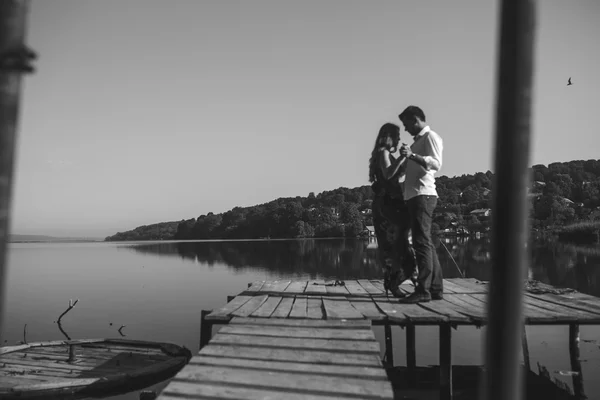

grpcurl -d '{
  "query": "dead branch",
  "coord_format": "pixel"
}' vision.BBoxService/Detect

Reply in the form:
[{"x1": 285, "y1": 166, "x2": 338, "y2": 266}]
[
  {"x1": 57, "y1": 299, "x2": 79, "y2": 324},
  {"x1": 23, "y1": 323, "x2": 27, "y2": 344},
  {"x1": 118, "y1": 325, "x2": 126, "y2": 337},
  {"x1": 56, "y1": 299, "x2": 78, "y2": 340},
  {"x1": 57, "y1": 320, "x2": 71, "y2": 340}
]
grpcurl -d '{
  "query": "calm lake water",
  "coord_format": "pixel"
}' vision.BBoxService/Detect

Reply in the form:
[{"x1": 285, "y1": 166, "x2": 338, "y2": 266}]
[{"x1": 2, "y1": 236, "x2": 600, "y2": 399}]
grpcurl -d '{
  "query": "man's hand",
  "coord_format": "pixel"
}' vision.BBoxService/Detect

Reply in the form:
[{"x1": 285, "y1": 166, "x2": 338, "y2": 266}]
[{"x1": 400, "y1": 144, "x2": 413, "y2": 158}]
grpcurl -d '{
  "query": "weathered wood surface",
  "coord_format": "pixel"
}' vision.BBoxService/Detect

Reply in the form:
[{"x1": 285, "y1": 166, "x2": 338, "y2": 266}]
[
  {"x1": 208, "y1": 279, "x2": 600, "y2": 325},
  {"x1": 158, "y1": 317, "x2": 394, "y2": 400},
  {"x1": 0, "y1": 339, "x2": 191, "y2": 399}
]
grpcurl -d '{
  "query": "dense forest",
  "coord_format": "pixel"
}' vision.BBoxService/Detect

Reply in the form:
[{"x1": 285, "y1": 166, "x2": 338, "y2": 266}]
[{"x1": 105, "y1": 159, "x2": 600, "y2": 242}]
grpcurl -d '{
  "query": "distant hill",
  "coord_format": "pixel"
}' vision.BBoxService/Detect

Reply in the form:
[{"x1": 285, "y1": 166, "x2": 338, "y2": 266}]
[
  {"x1": 105, "y1": 159, "x2": 600, "y2": 242},
  {"x1": 9, "y1": 234, "x2": 102, "y2": 243}
]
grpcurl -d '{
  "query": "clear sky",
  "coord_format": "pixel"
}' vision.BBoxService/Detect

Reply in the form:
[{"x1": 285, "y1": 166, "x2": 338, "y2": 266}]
[{"x1": 9, "y1": 0, "x2": 600, "y2": 238}]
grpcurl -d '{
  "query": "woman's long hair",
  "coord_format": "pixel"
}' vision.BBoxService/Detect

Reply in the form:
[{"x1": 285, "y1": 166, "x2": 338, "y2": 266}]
[{"x1": 368, "y1": 123, "x2": 400, "y2": 183}]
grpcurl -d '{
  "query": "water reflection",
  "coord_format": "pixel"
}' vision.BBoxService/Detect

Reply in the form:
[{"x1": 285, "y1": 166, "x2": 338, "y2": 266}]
[{"x1": 124, "y1": 237, "x2": 600, "y2": 296}]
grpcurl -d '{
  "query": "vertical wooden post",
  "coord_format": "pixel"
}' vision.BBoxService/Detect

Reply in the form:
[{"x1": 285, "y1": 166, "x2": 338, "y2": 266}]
[
  {"x1": 483, "y1": 1, "x2": 536, "y2": 400},
  {"x1": 384, "y1": 322, "x2": 394, "y2": 367},
  {"x1": 440, "y1": 323, "x2": 452, "y2": 400},
  {"x1": 67, "y1": 345, "x2": 75, "y2": 362},
  {"x1": 406, "y1": 324, "x2": 416, "y2": 384},
  {"x1": 569, "y1": 324, "x2": 585, "y2": 399},
  {"x1": 522, "y1": 325, "x2": 530, "y2": 371},
  {"x1": 0, "y1": 0, "x2": 35, "y2": 337},
  {"x1": 199, "y1": 309, "x2": 212, "y2": 350}
]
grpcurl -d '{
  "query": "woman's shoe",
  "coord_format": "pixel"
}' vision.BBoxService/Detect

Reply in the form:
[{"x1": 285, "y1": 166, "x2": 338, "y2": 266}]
[{"x1": 384, "y1": 270, "x2": 406, "y2": 298}]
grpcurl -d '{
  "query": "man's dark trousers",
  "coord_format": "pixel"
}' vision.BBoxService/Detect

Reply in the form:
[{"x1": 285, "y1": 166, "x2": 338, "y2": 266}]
[{"x1": 407, "y1": 195, "x2": 443, "y2": 294}]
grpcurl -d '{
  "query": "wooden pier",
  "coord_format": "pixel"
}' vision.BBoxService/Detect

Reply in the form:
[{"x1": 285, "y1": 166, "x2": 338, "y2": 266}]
[{"x1": 156, "y1": 278, "x2": 600, "y2": 399}]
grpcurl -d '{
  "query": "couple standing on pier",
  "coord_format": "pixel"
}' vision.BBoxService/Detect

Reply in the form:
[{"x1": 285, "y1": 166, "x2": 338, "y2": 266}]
[{"x1": 369, "y1": 106, "x2": 443, "y2": 303}]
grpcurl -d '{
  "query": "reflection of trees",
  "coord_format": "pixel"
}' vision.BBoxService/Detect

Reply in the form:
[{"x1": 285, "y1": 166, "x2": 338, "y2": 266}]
[
  {"x1": 125, "y1": 238, "x2": 600, "y2": 295},
  {"x1": 525, "y1": 239, "x2": 600, "y2": 297},
  {"x1": 128, "y1": 239, "x2": 385, "y2": 279}
]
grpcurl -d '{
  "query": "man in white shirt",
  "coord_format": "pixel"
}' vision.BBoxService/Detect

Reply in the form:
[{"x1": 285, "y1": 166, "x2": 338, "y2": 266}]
[{"x1": 398, "y1": 106, "x2": 444, "y2": 303}]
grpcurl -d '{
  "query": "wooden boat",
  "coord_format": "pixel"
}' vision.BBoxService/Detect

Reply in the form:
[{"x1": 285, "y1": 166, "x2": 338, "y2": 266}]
[{"x1": 0, "y1": 338, "x2": 192, "y2": 399}]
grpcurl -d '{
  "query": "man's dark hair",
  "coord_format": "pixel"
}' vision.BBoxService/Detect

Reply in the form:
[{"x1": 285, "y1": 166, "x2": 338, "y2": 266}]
[{"x1": 399, "y1": 106, "x2": 426, "y2": 122}]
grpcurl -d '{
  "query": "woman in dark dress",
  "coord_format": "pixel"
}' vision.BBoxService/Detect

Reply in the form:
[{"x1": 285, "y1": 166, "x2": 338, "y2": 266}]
[{"x1": 368, "y1": 123, "x2": 417, "y2": 298}]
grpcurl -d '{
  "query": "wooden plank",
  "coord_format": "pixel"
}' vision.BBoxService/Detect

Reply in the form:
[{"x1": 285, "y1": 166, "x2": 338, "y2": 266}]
[
  {"x1": 539, "y1": 292, "x2": 600, "y2": 314},
  {"x1": 441, "y1": 279, "x2": 474, "y2": 294},
  {"x1": 347, "y1": 297, "x2": 387, "y2": 321},
  {"x1": 206, "y1": 295, "x2": 254, "y2": 321},
  {"x1": 369, "y1": 280, "x2": 385, "y2": 293},
  {"x1": 0, "y1": 352, "x2": 158, "y2": 370},
  {"x1": 0, "y1": 357, "x2": 143, "y2": 374},
  {"x1": 216, "y1": 325, "x2": 376, "y2": 341},
  {"x1": 307, "y1": 296, "x2": 324, "y2": 320},
  {"x1": 344, "y1": 280, "x2": 369, "y2": 296},
  {"x1": 198, "y1": 345, "x2": 383, "y2": 366},
  {"x1": 270, "y1": 297, "x2": 294, "y2": 318},
  {"x1": 245, "y1": 280, "x2": 265, "y2": 294},
  {"x1": 188, "y1": 355, "x2": 388, "y2": 378},
  {"x1": 209, "y1": 334, "x2": 381, "y2": 354},
  {"x1": 250, "y1": 296, "x2": 282, "y2": 318},
  {"x1": 325, "y1": 284, "x2": 350, "y2": 295},
  {"x1": 289, "y1": 296, "x2": 308, "y2": 319},
  {"x1": 229, "y1": 317, "x2": 371, "y2": 329},
  {"x1": 259, "y1": 280, "x2": 292, "y2": 294},
  {"x1": 305, "y1": 280, "x2": 328, "y2": 295},
  {"x1": 446, "y1": 278, "x2": 488, "y2": 293},
  {"x1": 167, "y1": 365, "x2": 394, "y2": 399},
  {"x1": 372, "y1": 300, "x2": 407, "y2": 323},
  {"x1": 284, "y1": 281, "x2": 308, "y2": 294},
  {"x1": 442, "y1": 294, "x2": 488, "y2": 322},
  {"x1": 418, "y1": 299, "x2": 471, "y2": 323},
  {"x1": 470, "y1": 293, "x2": 565, "y2": 324},
  {"x1": 322, "y1": 297, "x2": 365, "y2": 320},
  {"x1": 158, "y1": 381, "x2": 381, "y2": 400},
  {"x1": 441, "y1": 279, "x2": 457, "y2": 294},
  {"x1": 357, "y1": 280, "x2": 384, "y2": 295},
  {"x1": 230, "y1": 295, "x2": 269, "y2": 318},
  {"x1": 522, "y1": 296, "x2": 581, "y2": 323},
  {"x1": 525, "y1": 292, "x2": 600, "y2": 321},
  {"x1": 373, "y1": 299, "x2": 447, "y2": 323}
]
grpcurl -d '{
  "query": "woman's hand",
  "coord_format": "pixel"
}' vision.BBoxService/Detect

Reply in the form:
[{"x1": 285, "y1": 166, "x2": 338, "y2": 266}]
[{"x1": 400, "y1": 144, "x2": 412, "y2": 158}]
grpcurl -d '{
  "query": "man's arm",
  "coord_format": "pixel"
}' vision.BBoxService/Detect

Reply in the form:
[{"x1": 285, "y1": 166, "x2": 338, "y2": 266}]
[{"x1": 404, "y1": 133, "x2": 443, "y2": 171}]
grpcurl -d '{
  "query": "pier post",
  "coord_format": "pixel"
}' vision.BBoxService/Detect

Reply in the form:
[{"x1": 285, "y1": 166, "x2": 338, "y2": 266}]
[
  {"x1": 199, "y1": 309, "x2": 213, "y2": 350},
  {"x1": 406, "y1": 324, "x2": 416, "y2": 384},
  {"x1": 440, "y1": 323, "x2": 452, "y2": 400},
  {"x1": 482, "y1": 0, "x2": 536, "y2": 399},
  {"x1": 384, "y1": 322, "x2": 394, "y2": 367},
  {"x1": 569, "y1": 324, "x2": 585, "y2": 399},
  {"x1": 521, "y1": 325, "x2": 530, "y2": 371},
  {"x1": 0, "y1": 0, "x2": 35, "y2": 337}
]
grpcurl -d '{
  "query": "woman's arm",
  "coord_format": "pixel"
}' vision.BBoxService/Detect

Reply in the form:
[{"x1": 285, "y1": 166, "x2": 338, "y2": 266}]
[{"x1": 378, "y1": 149, "x2": 407, "y2": 180}]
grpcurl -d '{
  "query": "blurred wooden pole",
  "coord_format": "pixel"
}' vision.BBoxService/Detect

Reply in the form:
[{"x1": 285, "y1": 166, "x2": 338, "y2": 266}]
[
  {"x1": 482, "y1": 1, "x2": 536, "y2": 400},
  {"x1": 0, "y1": 0, "x2": 35, "y2": 334}
]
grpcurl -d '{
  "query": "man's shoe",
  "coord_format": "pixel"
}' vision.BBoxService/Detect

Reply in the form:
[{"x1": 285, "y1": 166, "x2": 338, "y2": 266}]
[
  {"x1": 431, "y1": 291, "x2": 444, "y2": 300},
  {"x1": 398, "y1": 291, "x2": 431, "y2": 303}
]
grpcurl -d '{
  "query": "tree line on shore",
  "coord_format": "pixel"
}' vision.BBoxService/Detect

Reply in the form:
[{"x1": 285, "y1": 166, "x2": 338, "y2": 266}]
[{"x1": 104, "y1": 159, "x2": 600, "y2": 242}]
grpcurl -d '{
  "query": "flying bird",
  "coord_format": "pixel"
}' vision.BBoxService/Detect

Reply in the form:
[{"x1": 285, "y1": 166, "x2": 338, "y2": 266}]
[{"x1": 567, "y1": 77, "x2": 573, "y2": 86}]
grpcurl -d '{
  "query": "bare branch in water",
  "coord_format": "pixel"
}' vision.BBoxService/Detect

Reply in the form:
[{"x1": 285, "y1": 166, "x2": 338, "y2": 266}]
[
  {"x1": 56, "y1": 299, "x2": 79, "y2": 340},
  {"x1": 58, "y1": 299, "x2": 79, "y2": 323},
  {"x1": 57, "y1": 320, "x2": 71, "y2": 340},
  {"x1": 118, "y1": 325, "x2": 126, "y2": 337}
]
